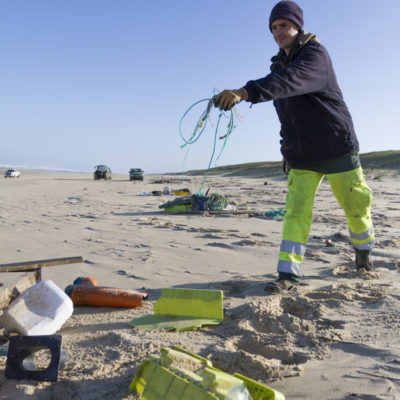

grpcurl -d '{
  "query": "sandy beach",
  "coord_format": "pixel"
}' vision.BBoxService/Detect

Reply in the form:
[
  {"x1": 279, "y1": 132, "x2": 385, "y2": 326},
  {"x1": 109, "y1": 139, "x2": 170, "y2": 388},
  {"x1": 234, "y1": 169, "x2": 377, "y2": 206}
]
[{"x1": 0, "y1": 169, "x2": 399, "y2": 399}]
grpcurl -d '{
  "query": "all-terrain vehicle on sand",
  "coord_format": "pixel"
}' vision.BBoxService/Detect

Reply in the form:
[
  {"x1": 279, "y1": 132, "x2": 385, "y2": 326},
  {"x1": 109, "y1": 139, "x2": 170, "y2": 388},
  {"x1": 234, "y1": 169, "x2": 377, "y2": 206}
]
[
  {"x1": 94, "y1": 165, "x2": 112, "y2": 180},
  {"x1": 129, "y1": 168, "x2": 144, "y2": 181}
]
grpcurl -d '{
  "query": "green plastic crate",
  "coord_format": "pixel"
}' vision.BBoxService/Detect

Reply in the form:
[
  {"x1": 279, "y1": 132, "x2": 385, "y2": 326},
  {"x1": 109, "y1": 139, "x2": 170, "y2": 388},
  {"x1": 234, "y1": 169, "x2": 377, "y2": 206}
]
[{"x1": 130, "y1": 347, "x2": 285, "y2": 400}]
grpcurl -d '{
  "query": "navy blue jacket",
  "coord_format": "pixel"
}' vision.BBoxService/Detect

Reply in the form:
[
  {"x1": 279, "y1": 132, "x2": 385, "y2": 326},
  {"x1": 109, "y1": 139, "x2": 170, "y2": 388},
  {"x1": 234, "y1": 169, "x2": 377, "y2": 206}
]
[{"x1": 244, "y1": 34, "x2": 359, "y2": 169}]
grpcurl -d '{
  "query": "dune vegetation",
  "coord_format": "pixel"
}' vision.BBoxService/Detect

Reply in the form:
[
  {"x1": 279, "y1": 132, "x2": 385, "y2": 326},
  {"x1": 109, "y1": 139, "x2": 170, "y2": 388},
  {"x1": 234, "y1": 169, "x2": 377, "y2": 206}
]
[{"x1": 181, "y1": 150, "x2": 400, "y2": 178}]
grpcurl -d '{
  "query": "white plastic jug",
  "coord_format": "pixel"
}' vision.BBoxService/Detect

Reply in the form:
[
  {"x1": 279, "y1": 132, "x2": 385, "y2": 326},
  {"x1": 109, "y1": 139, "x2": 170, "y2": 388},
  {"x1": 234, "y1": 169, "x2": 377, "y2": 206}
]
[{"x1": 0, "y1": 279, "x2": 73, "y2": 336}]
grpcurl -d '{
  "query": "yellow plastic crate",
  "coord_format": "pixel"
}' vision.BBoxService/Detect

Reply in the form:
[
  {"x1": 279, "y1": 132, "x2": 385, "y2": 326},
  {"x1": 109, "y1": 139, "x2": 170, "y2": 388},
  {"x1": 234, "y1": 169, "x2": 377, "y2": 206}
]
[{"x1": 130, "y1": 347, "x2": 285, "y2": 400}]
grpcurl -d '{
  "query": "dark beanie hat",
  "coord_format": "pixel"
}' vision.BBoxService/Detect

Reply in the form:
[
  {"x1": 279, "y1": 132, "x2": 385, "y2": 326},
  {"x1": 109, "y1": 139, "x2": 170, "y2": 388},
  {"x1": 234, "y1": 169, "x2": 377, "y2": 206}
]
[{"x1": 269, "y1": 1, "x2": 304, "y2": 31}]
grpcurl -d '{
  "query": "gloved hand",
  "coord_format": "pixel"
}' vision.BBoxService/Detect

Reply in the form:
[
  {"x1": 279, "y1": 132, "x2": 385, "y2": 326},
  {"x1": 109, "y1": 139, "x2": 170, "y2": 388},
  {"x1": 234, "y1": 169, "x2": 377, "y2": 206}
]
[{"x1": 213, "y1": 88, "x2": 248, "y2": 111}]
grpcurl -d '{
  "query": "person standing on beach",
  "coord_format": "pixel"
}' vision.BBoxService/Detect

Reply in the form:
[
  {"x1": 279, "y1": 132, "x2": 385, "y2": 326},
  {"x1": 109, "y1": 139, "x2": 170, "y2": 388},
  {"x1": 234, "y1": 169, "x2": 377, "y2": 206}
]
[{"x1": 213, "y1": 0, "x2": 374, "y2": 293}]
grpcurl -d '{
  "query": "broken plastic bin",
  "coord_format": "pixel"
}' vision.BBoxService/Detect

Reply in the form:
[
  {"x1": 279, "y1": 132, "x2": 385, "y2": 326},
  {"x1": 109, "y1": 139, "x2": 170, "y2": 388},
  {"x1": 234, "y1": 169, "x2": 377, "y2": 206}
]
[
  {"x1": 128, "y1": 288, "x2": 223, "y2": 331},
  {"x1": 130, "y1": 346, "x2": 285, "y2": 400}
]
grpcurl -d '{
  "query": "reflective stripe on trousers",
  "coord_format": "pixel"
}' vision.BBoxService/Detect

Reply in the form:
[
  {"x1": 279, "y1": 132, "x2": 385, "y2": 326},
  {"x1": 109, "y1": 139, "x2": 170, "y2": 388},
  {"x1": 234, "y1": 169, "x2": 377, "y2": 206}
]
[{"x1": 277, "y1": 167, "x2": 374, "y2": 276}]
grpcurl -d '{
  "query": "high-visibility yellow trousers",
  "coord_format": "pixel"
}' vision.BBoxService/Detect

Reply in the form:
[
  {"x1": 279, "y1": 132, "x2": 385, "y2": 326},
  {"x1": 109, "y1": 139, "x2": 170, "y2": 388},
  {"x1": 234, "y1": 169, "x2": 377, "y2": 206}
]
[{"x1": 278, "y1": 167, "x2": 374, "y2": 276}]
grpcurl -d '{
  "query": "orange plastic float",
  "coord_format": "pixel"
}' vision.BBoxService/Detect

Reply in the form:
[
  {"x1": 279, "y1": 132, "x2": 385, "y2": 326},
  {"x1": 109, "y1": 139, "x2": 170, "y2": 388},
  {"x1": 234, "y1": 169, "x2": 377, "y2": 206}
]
[{"x1": 65, "y1": 276, "x2": 147, "y2": 308}]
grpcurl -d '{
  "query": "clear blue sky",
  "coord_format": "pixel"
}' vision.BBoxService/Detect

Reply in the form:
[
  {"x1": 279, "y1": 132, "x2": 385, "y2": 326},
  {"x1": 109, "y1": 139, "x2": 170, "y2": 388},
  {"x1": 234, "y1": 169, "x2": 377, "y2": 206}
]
[{"x1": 1, "y1": 1, "x2": 399, "y2": 174}]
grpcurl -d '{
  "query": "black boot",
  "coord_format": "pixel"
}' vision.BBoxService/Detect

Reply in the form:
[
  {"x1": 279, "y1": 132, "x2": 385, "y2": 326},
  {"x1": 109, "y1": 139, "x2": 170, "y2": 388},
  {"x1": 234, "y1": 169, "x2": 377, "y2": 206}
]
[
  {"x1": 355, "y1": 249, "x2": 374, "y2": 271},
  {"x1": 265, "y1": 272, "x2": 301, "y2": 293}
]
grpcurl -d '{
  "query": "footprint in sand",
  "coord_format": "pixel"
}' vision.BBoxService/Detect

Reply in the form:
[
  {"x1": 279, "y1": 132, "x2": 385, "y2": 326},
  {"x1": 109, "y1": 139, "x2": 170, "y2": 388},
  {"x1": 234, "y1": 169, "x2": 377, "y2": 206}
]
[
  {"x1": 231, "y1": 239, "x2": 269, "y2": 247},
  {"x1": 207, "y1": 279, "x2": 390, "y2": 382},
  {"x1": 206, "y1": 242, "x2": 233, "y2": 250}
]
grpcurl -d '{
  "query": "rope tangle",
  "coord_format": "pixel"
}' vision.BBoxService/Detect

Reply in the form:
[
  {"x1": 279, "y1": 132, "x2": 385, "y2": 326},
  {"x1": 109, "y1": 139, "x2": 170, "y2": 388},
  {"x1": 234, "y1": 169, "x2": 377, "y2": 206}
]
[{"x1": 179, "y1": 97, "x2": 240, "y2": 194}]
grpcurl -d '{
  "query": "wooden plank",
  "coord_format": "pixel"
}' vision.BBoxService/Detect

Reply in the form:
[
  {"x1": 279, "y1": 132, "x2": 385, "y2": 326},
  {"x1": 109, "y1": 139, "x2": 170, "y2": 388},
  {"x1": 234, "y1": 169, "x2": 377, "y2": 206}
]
[
  {"x1": 0, "y1": 271, "x2": 40, "y2": 309},
  {"x1": 0, "y1": 256, "x2": 83, "y2": 273}
]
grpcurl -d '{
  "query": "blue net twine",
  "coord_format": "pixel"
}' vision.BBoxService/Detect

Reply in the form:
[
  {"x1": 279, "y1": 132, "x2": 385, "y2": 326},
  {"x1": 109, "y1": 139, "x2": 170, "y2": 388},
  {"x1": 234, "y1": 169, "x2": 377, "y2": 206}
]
[{"x1": 179, "y1": 97, "x2": 238, "y2": 194}]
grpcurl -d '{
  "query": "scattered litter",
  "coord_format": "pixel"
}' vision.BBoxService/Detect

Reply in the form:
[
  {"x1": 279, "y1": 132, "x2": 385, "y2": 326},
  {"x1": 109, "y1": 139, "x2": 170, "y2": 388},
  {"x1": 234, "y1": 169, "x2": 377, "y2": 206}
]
[
  {"x1": 150, "y1": 177, "x2": 191, "y2": 184},
  {"x1": 129, "y1": 346, "x2": 285, "y2": 399},
  {"x1": 325, "y1": 239, "x2": 335, "y2": 247},
  {"x1": 173, "y1": 188, "x2": 191, "y2": 196},
  {"x1": 5, "y1": 335, "x2": 66, "y2": 382},
  {"x1": 138, "y1": 191, "x2": 166, "y2": 197},
  {"x1": 159, "y1": 192, "x2": 231, "y2": 213},
  {"x1": 263, "y1": 208, "x2": 286, "y2": 220},
  {"x1": 1, "y1": 279, "x2": 73, "y2": 336},
  {"x1": 128, "y1": 288, "x2": 223, "y2": 331},
  {"x1": 138, "y1": 189, "x2": 176, "y2": 197},
  {"x1": 65, "y1": 276, "x2": 147, "y2": 308},
  {"x1": 163, "y1": 186, "x2": 172, "y2": 195},
  {"x1": 322, "y1": 246, "x2": 340, "y2": 254}
]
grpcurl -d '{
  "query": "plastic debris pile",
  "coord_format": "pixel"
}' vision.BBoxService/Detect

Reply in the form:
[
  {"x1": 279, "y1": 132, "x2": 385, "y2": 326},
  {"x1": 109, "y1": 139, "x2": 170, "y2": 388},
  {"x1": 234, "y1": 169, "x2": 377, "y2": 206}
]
[{"x1": 159, "y1": 193, "x2": 229, "y2": 213}]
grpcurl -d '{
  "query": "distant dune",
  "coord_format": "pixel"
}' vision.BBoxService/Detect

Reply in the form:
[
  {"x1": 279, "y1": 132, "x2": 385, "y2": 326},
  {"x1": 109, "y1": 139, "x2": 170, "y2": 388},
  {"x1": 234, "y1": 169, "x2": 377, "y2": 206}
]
[{"x1": 182, "y1": 150, "x2": 400, "y2": 178}]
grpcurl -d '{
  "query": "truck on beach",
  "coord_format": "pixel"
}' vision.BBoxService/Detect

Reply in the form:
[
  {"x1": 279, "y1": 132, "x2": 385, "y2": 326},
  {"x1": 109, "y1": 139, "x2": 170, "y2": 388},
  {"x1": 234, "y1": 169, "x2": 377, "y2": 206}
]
[
  {"x1": 129, "y1": 168, "x2": 144, "y2": 181},
  {"x1": 94, "y1": 165, "x2": 112, "y2": 180}
]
